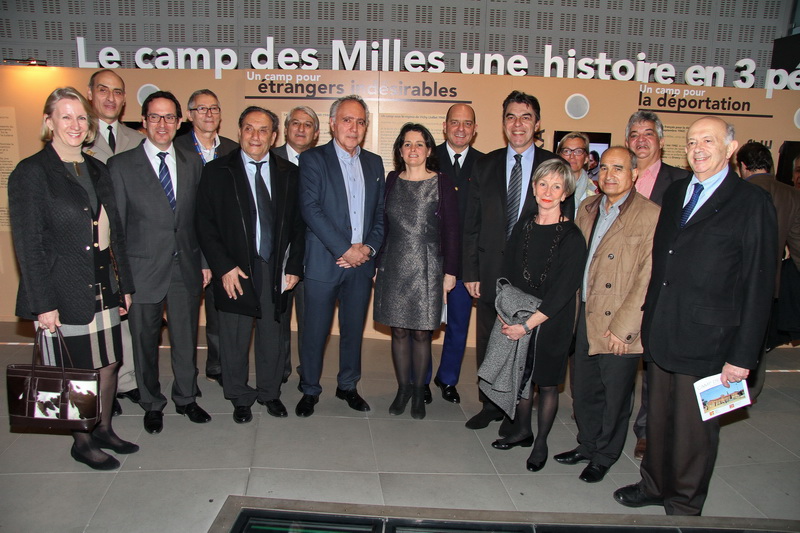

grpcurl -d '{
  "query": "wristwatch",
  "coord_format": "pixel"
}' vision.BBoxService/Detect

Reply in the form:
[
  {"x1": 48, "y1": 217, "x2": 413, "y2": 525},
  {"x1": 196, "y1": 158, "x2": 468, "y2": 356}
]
[{"x1": 522, "y1": 322, "x2": 532, "y2": 335}]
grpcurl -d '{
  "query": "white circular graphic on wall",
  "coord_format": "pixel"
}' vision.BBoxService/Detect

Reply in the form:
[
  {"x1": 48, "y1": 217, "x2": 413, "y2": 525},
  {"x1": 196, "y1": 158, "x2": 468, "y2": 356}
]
[
  {"x1": 794, "y1": 108, "x2": 800, "y2": 129},
  {"x1": 565, "y1": 94, "x2": 590, "y2": 120},
  {"x1": 137, "y1": 84, "x2": 160, "y2": 106}
]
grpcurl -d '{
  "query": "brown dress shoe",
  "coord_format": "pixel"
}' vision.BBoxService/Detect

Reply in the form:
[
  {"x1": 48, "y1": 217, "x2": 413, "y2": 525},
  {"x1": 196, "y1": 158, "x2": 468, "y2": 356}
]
[{"x1": 634, "y1": 438, "x2": 646, "y2": 460}]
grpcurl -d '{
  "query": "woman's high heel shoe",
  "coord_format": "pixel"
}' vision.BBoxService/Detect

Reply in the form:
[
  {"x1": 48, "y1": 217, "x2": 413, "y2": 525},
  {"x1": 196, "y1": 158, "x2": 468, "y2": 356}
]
[{"x1": 389, "y1": 385, "x2": 412, "y2": 415}]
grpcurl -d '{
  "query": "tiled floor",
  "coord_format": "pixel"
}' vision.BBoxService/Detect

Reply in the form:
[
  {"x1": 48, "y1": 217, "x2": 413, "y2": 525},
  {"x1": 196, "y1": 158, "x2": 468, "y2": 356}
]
[{"x1": 1, "y1": 322, "x2": 798, "y2": 532}]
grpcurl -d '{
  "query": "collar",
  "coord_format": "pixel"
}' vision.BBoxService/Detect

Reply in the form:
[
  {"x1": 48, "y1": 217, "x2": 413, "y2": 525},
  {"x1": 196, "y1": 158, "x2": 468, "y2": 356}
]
[
  {"x1": 143, "y1": 139, "x2": 174, "y2": 160},
  {"x1": 333, "y1": 139, "x2": 361, "y2": 161}
]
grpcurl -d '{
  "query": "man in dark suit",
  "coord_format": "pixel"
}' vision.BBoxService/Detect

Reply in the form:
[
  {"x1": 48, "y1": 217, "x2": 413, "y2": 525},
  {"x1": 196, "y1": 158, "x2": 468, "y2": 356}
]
[
  {"x1": 84, "y1": 69, "x2": 144, "y2": 415},
  {"x1": 462, "y1": 91, "x2": 559, "y2": 429},
  {"x1": 624, "y1": 110, "x2": 690, "y2": 460},
  {"x1": 426, "y1": 104, "x2": 483, "y2": 404},
  {"x1": 295, "y1": 95, "x2": 385, "y2": 417},
  {"x1": 736, "y1": 141, "x2": 800, "y2": 397},
  {"x1": 174, "y1": 89, "x2": 238, "y2": 388},
  {"x1": 196, "y1": 106, "x2": 305, "y2": 423},
  {"x1": 613, "y1": 117, "x2": 776, "y2": 515},
  {"x1": 272, "y1": 105, "x2": 321, "y2": 383},
  {"x1": 109, "y1": 91, "x2": 210, "y2": 434}
]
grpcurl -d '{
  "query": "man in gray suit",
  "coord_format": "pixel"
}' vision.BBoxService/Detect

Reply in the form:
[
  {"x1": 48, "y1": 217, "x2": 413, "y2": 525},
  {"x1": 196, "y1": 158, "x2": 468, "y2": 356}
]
[
  {"x1": 174, "y1": 89, "x2": 238, "y2": 388},
  {"x1": 272, "y1": 106, "x2": 320, "y2": 383},
  {"x1": 109, "y1": 91, "x2": 210, "y2": 434},
  {"x1": 84, "y1": 69, "x2": 144, "y2": 415}
]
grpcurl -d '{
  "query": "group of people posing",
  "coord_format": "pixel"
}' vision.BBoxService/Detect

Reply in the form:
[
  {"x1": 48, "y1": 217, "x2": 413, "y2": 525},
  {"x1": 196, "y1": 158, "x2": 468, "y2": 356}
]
[{"x1": 10, "y1": 69, "x2": 799, "y2": 518}]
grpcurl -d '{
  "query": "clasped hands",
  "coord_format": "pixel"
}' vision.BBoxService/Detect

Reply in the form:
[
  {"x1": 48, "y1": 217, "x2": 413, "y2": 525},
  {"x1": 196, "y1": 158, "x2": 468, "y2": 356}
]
[{"x1": 336, "y1": 243, "x2": 372, "y2": 268}]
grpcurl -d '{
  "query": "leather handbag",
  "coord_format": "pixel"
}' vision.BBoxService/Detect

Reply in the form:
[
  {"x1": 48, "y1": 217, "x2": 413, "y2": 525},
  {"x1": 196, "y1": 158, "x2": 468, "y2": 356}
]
[{"x1": 6, "y1": 328, "x2": 100, "y2": 432}]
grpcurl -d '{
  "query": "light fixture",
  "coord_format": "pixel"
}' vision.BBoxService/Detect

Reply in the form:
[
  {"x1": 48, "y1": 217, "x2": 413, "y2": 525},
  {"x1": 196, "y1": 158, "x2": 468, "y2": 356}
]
[{"x1": 2, "y1": 57, "x2": 47, "y2": 66}]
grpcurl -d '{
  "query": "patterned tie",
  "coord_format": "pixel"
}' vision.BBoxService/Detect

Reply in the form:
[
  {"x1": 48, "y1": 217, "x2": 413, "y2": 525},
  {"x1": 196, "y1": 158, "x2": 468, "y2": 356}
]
[
  {"x1": 107, "y1": 124, "x2": 116, "y2": 153},
  {"x1": 680, "y1": 182, "x2": 704, "y2": 228},
  {"x1": 251, "y1": 161, "x2": 273, "y2": 261},
  {"x1": 157, "y1": 152, "x2": 176, "y2": 211},
  {"x1": 452, "y1": 153, "x2": 461, "y2": 179},
  {"x1": 506, "y1": 154, "x2": 523, "y2": 238}
]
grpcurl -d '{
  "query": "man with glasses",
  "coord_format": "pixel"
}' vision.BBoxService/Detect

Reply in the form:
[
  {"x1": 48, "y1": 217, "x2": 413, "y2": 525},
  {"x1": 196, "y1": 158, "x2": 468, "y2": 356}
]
[
  {"x1": 175, "y1": 89, "x2": 238, "y2": 388},
  {"x1": 557, "y1": 132, "x2": 598, "y2": 220},
  {"x1": 462, "y1": 91, "x2": 559, "y2": 429},
  {"x1": 109, "y1": 91, "x2": 210, "y2": 434}
]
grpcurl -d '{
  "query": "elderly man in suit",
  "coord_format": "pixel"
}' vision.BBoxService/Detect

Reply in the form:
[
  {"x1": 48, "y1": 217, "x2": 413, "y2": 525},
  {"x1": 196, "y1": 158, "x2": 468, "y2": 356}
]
[
  {"x1": 109, "y1": 91, "x2": 210, "y2": 434},
  {"x1": 554, "y1": 146, "x2": 659, "y2": 483},
  {"x1": 462, "y1": 90, "x2": 560, "y2": 429},
  {"x1": 736, "y1": 141, "x2": 800, "y2": 397},
  {"x1": 196, "y1": 106, "x2": 305, "y2": 423},
  {"x1": 273, "y1": 106, "x2": 321, "y2": 383},
  {"x1": 421, "y1": 104, "x2": 484, "y2": 405},
  {"x1": 613, "y1": 117, "x2": 776, "y2": 515},
  {"x1": 624, "y1": 110, "x2": 690, "y2": 460},
  {"x1": 174, "y1": 89, "x2": 238, "y2": 388},
  {"x1": 84, "y1": 69, "x2": 144, "y2": 415},
  {"x1": 295, "y1": 95, "x2": 384, "y2": 418}
]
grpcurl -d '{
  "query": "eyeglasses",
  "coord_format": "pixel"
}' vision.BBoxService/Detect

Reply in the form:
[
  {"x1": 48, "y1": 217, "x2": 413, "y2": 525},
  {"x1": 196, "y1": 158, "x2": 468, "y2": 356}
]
[
  {"x1": 559, "y1": 148, "x2": 586, "y2": 157},
  {"x1": 146, "y1": 113, "x2": 178, "y2": 124},
  {"x1": 189, "y1": 105, "x2": 221, "y2": 115}
]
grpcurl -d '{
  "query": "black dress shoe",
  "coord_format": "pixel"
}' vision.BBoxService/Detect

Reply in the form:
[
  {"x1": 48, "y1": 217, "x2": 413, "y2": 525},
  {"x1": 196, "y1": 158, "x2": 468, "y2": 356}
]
[
  {"x1": 70, "y1": 444, "x2": 120, "y2": 471},
  {"x1": 554, "y1": 449, "x2": 591, "y2": 465},
  {"x1": 205, "y1": 372, "x2": 223, "y2": 387},
  {"x1": 259, "y1": 398, "x2": 288, "y2": 418},
  {"x1": 143, "y1": 411, "x2": 164, "y2": 434},
  {"x1": 335, "y1": 387, "x2": 370, "y2": 412},
  {"x1": 526, "y1": 457, "x2": 547, "y2": 472},
  {"x1": 233, "y1": 405, "x2": 253, "y2": 424},
  {"x1": 465, "y1": 406, "x2": 504, "y2": 430},
  {"x1": 491, "y1": 435, "x2": 534, "y2": 450},
  {"x1": 295, "y1": 394, "x2": 319, "y2": 417},
  {"x1": 613, "y1": 483, "x2": 663, "y2": 508},
  {"x1": 579, "y1": 462, "x2": 610, "y2": 483},
  {"x1": 433, "y1": 377, "x2": 460, "y2": 403},
  {"x1": 423, "y1": 385, "x2": 432, "y2": 405},
  {"x1": 112, "y1": 398, "x2": 122, "y2": 417},
  {"x1": 116, "y1": 388, "x2": 141, "y2": 403},
  {"x1": 92, "y1": 433, "x2": 140, "y2": 454},
  {"x1": 176, "y1": 402, "x2": 211, "y2": 423}
]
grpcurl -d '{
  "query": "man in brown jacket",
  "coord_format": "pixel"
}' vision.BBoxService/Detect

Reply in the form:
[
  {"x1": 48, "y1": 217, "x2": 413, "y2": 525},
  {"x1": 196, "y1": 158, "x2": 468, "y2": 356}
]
[{"x1": 554, "y1": 146, "x2": 660, "y2": 483}]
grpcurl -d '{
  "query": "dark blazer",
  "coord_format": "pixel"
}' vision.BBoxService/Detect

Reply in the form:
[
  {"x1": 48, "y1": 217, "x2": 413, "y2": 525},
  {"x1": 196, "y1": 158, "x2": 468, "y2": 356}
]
[
  {"x1": 108, "y1": 142, "x2": 204, "y2": 303},
  {"x1": 381, "y1": 171, "x2": 460, "y2": 276},
  {"x1": 174, "y1": 132, "x2": 238, "y2": 162},
  {"x1": 84, "y1": 122, "x2": 144, "y2": 164},
  {"x1": 299, "y1": 140, "x2": 385, "y2": 282},
  {"x1": 196, "y1": 149, "x2": 305, "y2": 319},
  {"x1": 642, "y1": 171, "x2": 777, "y2": 376},
  {"x1": 435, "y1": 143, "x2": 485, "y2": 230},
  {"x1": 9, "y1": 143, "x2": 134, "y2": 323},
  {"x1": 649, "y1": 161, "x2": 690, "y2": 206},
  {"x1": 272, "y1": 144, "x2": 292, "y2": 164},
  {"x1": 462, "y1": 145, "x2": 560, "y2": 303}
]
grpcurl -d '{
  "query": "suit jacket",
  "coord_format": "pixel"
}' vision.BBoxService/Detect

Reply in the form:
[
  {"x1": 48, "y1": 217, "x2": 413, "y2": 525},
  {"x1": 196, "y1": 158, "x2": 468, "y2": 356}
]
[
  {"x1": 299, "y1": 140, "x2": 385, "y2": 282},
  {"x1": 576, "y1": 191, "x2": 660, "y2": 355},
  {"x1": 272, "y1": 144, "x2": 292, "y2": 164},
  {"x1": 173, "y1": 132, "x2": 238, "y2": 162},
  {"x1": 9, "y1": 143, "x2": 134, "y2": 323},
  {"x1": 435, "y1": 143, "x2": 485, "y2": 230},
  {"x1": 462, "y1": 145, "x2": 560, "y2": 303},
  {"x1": 108, "y1": 142, "x2": 205, "y2": 303},
  {"x1": 748, "y1": 173, "x2": 800, "y2": 293},
  {"x1": 642, "y1": 170, "x2": 777, "y2": 376},
  {"x1": 196, "y1": 149, "x2": 305, "y2": 319},
  {"x1": 84, "y1": 122, "x2": 144, "y2": 163},
  {"x1": 649, "y1": 161, "x2": 690, "y2": 206}
]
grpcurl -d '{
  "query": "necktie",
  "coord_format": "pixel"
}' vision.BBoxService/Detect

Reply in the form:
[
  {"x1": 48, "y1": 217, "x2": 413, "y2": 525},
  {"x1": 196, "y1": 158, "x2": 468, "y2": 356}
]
[
  {"x1": 452, "y1": 153, "x2": 461, "y2": 179},
  {"x1": 157, "y1": 152, "x2": 176, "y2": 211},
  {"x1": 506, "y1": 154, "x2": 523, "y2": 238},
  {"x1": 107, "y1": 125, "x2": 116, "y2": 153},
  {"x1": 680, "y1": 182, "x2": 704, "y2": 228},
  {"x1": 251, "y1": 161, "x2": 273, "y2": 261}
]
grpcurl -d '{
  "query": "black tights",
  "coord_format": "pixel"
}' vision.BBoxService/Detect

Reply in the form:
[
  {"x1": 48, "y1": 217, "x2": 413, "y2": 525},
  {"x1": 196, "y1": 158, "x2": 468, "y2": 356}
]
[
  {"x1": 501, "y1": 384, "x2": 560, "y2": 463},
  {"x1": 390, "y1": 328, "x2": 432, "y2": 386},
  {"x1": 72, "y1": 361, "x2": 123, "y2": 461}
]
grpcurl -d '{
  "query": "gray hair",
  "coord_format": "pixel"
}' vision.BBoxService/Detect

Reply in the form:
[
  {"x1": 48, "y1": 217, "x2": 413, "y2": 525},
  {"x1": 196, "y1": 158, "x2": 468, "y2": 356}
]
[
  {"x1": 329, "y1": 95, "x2": 369, "y2": 125},
  {"x1": 285, "y1": 105, "x2": 320, "y2": 132},
  {"x1": 556, "y1": 131, "x2": 590, "y2": 153},
  {"x1": 532, "y1": 158, "x2": 576, "y2": 197},
  {"x1": 625, "y1": 110, "x2": 664, "y2": 139},
  {"x1": 186, "y1": 89, "x2": 219, "y2": 111}
]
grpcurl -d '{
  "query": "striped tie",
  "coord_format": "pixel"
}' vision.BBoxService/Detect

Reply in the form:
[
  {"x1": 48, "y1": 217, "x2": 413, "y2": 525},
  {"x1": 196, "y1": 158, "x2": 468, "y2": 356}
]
[
  {"x1": 506, "y1": 154, "x2": 523, "y2": 238},
  {"x1": 680, "y1": 182, "x2": 703, "y2": 228},
  {"x1": 157, "y1": 152, "x2": 176, "y2": 211}
]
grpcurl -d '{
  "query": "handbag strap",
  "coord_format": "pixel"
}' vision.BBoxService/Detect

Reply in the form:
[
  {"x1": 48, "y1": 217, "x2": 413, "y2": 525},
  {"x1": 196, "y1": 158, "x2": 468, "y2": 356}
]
[{"x1": 29, "y1": 327, "x2": 76, "y2": 396}]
